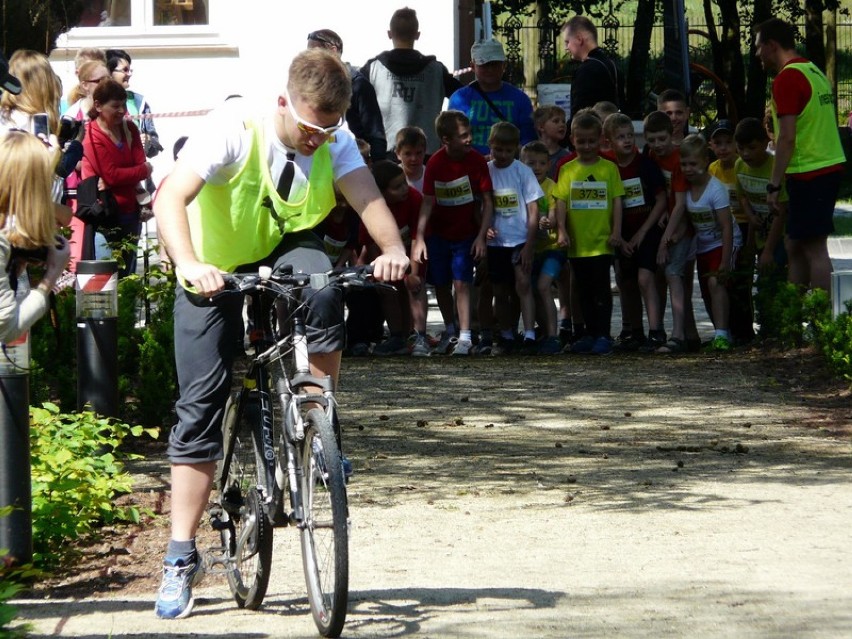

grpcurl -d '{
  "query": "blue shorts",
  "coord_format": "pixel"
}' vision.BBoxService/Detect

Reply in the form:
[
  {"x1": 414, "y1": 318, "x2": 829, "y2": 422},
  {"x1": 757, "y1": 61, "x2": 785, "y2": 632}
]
[
  {"x1": 534, "y1": 249, "x2": 568, "y2": 280},
  {"x1": 425, "y1": 236, "x2": 475, "y2": 286}
]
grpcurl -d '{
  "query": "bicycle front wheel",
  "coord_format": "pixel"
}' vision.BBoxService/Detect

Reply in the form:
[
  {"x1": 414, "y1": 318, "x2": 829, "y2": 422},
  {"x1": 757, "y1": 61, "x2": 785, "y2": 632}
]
[
  {"x1": 219, "y1": 393, "x2": 273, "y2": 609},
  {"x1": 300, "y1": 408, "x2": 349, "y2": 637}
]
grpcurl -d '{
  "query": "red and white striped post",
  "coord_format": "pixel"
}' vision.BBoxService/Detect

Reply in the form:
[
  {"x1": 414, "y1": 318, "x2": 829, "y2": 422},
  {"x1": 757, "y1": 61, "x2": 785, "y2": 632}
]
[{"x1": 76, "y1": 261, "x2": 119, "y2": 416}]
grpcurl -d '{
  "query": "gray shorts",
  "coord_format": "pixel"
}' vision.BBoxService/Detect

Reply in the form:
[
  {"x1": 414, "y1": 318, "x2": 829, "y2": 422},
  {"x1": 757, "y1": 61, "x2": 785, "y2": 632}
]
[
  {"x1": 167, "y1": 231, "x2": 343, "y2": 464},
  {"x1": 665, "y1": 234, "x2": 697, "y2": 278}
]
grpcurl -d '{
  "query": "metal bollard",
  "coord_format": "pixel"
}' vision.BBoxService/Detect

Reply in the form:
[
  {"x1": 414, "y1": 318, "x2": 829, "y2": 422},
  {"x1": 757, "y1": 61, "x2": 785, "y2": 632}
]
[
  {"x1": 0, "y1": 271, "x2": 34, "y2": 564},
  {"x1": 76, "y1": 261, "x2": 119, "y2": 416}
]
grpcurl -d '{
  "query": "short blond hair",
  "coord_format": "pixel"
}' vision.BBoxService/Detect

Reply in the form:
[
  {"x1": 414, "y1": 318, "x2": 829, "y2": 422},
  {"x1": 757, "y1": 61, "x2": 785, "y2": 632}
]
[
  {"x1": 488, "y1": 121, "x2": 520, "y2": 147},
  {"x1": 679, "y1": 133, "x2": 709, "y2": 160},
  {"x1": 287, "y1": 49, "x2": 352, "y2": 115},
  {"x1": 603, "y1": 112, "x2": 633, "y2": 138},
  {"x1": 571, "y1": 111, "x2": 602, "y2": 137},
  {"x1": 0, "y1": 131, "x2": 57, "y2": 250}
]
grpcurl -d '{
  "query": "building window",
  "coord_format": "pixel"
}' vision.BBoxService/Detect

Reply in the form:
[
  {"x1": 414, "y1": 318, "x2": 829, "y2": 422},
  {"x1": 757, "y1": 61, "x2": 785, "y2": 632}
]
[{"x1": 73, "y1": 0, "x2": 209, "y2": 29}]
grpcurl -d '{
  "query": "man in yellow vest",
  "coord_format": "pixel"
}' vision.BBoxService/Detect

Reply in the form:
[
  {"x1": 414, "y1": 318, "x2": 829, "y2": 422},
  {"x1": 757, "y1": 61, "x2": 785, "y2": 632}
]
[
  {"x1": 152, "y1": 48, "x2": 409, "y2": 620},
  {"x1": 755, "y1": 18, "x2": 845, "y2": 292}
]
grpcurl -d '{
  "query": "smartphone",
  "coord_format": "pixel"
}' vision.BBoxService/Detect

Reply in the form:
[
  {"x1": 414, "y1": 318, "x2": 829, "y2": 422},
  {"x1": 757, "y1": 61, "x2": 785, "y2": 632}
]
[{"x1": 32, "y1": 113, "x2": 49, "y2": 138}]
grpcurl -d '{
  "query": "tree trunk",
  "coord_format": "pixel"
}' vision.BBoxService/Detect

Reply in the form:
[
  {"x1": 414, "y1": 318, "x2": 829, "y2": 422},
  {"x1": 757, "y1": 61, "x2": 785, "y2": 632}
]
[
  {"x1": 712, "y1": 0, "x2": 745, "y2": 120},
  {"x1": 624, "y1": 0, "x2": 656, "y2": 119},
  {"x1": 804, "y1": 0, "x2": 827, "y2": 71},
  {"x1": 744, "y1": 0, "x2": 773, "y2": 120}
]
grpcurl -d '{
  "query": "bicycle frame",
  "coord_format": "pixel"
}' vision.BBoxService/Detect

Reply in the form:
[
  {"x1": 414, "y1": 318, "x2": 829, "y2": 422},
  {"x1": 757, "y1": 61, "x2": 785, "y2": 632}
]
[{"x1": 233, "y1": 283, "x2": 338, "y2": 528}]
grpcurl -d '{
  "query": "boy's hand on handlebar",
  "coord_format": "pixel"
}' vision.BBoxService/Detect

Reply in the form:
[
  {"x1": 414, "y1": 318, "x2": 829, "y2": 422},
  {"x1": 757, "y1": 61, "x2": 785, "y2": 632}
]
[
  {"x1": 181, "y1": 261, "x2": 226, "y2": 295},
  {"x1": 371, "y1": 251, "x2": 410, "y2": 282}
]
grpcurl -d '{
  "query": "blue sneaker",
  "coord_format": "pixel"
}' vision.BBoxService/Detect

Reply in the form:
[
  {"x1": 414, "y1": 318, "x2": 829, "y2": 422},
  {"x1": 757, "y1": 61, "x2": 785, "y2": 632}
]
[
  {"x1": 155, "y1": 555, "x2": 203, "y2": 619},
  {"x1": 591, "y1": 336, "x2": 614, "y2": 355},
  {"x1": 569, "y1": 335, "x2": 595, "y2": 354}
]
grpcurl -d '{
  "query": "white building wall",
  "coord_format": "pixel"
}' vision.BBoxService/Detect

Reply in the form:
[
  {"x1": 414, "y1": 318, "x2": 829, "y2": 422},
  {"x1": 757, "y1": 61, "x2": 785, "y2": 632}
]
[{"x1": 51, "y1": 0, "x2": 462, "y2": 186}]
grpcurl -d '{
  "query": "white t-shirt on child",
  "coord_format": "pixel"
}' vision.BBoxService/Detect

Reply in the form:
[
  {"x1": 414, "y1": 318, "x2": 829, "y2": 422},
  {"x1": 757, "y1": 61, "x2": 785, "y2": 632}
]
[
  {"x1": 686, "y1": 175, "x2": 743, "y2": 254},
  {"x1": 487, "y1": 159, "x2": 544, "y2": 247}
]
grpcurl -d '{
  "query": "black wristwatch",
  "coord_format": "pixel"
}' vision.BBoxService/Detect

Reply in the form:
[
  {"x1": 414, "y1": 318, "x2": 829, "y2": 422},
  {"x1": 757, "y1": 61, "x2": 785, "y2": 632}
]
[{"x1": 766, "y1": 183, "x2": 782, "y2": 194}]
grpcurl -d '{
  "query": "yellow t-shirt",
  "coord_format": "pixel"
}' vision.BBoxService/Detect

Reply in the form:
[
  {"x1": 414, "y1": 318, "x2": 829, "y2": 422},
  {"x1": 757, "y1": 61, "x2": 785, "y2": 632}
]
[
  {"x1": 734, "y1": 155, "x2": 788, "y2": 249},
  {"x1": 534, "y1": 177, "x2": 560, "y2": 253},
  {"x1": 709, "y1": 159, "x2": 746, "y2": 224},
  {"x1": 553, "y1": 157, "x2": 625, "y2": 258}
]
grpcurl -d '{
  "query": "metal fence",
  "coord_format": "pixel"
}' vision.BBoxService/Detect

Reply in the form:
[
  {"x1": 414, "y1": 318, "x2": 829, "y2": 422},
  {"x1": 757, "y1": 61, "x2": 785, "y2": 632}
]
[{"x1": 495, "y1": 17, "x2": 852, "y2": 122}]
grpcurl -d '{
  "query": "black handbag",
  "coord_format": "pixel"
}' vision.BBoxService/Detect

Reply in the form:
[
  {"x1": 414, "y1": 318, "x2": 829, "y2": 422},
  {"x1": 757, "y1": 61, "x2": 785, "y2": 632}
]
[{"x1": 74, "y1": 122, "x2": 121, "y2": 227}]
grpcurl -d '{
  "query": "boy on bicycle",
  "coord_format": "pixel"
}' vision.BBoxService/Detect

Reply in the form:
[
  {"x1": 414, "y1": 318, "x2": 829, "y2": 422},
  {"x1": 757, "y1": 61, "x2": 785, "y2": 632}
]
[{"x1": 152, "y1": 48, "x2": 409, "y2": 620}]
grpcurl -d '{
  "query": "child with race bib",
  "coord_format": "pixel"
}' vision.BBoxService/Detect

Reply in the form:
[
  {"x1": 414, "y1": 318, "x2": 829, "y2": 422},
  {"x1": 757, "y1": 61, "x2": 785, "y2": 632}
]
[{"x1": 552, "y1": 111, "x2": 624, "y2": 355}]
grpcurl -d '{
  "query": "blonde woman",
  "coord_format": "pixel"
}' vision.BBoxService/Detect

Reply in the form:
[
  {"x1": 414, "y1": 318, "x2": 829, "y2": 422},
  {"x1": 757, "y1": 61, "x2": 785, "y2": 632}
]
[
  {"x1": 0, "y1": 131, "x2": 70, "y2": 343},
  {"x1": 0, "y1": 50, "x2": 61, "y2": 135}
]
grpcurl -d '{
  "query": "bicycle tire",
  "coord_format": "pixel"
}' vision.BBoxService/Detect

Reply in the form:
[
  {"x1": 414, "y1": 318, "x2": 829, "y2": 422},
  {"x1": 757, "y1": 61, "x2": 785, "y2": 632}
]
[
  {"x1": 300, "y1": 408, "x2": 349, "y2": 637},
  {"x1": 219, "y1": 393, "x2": 273, "y2": 609}
]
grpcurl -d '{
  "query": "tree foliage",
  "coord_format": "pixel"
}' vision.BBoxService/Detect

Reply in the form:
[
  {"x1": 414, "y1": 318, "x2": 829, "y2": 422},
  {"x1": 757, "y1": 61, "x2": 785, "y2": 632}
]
[
  {"x1": 0, "y1": 0, "x2": 84, "y2": 55},
  {"x1": 489, "y1": 0, "x2": 848, "y2": 121}
]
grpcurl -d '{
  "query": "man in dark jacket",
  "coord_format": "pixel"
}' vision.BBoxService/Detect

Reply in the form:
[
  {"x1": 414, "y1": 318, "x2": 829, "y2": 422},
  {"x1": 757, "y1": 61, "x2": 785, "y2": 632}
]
[
  {"x1": 307, "y1": 29, "x2": 387, "y2": 161},
  {"x1": 562, "y1": 16, "x2": 622, "y2": 117},
  {"x1": 361, "y1": 7, "x2": 461, "y2": 158}
]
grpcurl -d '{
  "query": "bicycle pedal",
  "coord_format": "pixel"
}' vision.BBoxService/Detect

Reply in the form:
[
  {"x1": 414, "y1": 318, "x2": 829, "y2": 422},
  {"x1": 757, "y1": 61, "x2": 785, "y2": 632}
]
[{"x1": 203, "y1": 547, "x2": 234, "y2": 576}]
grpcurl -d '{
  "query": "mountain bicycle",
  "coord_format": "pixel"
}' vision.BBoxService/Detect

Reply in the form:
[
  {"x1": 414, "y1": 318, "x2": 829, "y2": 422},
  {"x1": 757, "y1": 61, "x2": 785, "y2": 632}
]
[{"x1": 205, "y1": 264, "x2": 381, "y2": 638}]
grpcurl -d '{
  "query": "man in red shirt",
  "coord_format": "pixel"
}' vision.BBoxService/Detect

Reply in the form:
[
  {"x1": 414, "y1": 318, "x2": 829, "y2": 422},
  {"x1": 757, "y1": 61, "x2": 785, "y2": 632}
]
[{"x1": 755, "y1": 18, "x2": 845, "y2": 292}]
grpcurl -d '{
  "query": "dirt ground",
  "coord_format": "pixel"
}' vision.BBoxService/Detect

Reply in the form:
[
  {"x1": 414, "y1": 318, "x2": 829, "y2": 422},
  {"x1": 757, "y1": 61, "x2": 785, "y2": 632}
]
[{"x1": 13, "y1": 346, "x2": 852, "y2": 638}]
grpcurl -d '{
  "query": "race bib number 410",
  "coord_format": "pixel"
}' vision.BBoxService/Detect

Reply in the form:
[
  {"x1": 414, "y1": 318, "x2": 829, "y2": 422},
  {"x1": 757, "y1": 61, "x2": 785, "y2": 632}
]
[{"x1": 570, "y1": 181, "x2": 608, "y2": 210}]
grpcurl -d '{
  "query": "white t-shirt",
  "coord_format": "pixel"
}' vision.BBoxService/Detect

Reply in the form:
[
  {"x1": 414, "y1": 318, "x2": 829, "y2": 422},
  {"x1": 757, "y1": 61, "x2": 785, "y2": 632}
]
[
  {"x1": 487, "y1": 159, "x2": 544, "y2": 247},
  {"x1": 686, "y1": 175, "x2": 743, "y2": 254},
  {"x1": 179, "y1": 98, "x2": 364, "y2": 201}
]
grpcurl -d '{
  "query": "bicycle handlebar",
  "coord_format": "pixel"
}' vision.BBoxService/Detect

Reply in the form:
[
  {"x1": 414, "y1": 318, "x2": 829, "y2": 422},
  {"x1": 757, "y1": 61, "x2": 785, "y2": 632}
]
[{"x1": 218, "y1": 264, "x2": 381, "y2": 299}]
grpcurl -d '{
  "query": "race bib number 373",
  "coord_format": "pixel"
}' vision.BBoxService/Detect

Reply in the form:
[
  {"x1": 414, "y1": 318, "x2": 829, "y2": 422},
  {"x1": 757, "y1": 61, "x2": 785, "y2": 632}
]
[{"x1": 570, "y1": 181, "x2": 608, "y2": 210}]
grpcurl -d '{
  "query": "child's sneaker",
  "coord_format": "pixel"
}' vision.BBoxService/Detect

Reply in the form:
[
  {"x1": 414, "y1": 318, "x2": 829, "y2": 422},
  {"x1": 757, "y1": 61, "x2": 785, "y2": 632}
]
[
  {"x1": 708, "y1": 335, "x2": 732, "y2": 352},
  {"x1": 433, "y1": 332, "x2": 456, "y2": 355},
  {"x1": 639, "y1": 330, "x2": 667, "y2": 353},
  {"x1": 591, "y1": 336, "x2": 614, "y2": 355},
  {"x1": 154, "y1": 554, "x2": 204, "y2": 619},
  {"x1": 537, "y1": 335, "x2": 562, "y2": 355},
  {"x1": 474, "y1": 335, "x2": 493, "y2": 356},
  {"x1": 410, "y1": 334, "x2": 431, "y2": 357},
  {"x1": 451, "y1": 339, "x2": 473, "y2": 356},
  {"x1": 568, "y1": 335, "x2": 595, "y2": 354},
  {"x1": 373, "y1": 335, "x2": 408, "y2": 356},
  {"x1": 518, "y1": 337, "x2": 538, "y2": 355},
  {"x1": 491, "y1": 336, "x2": 515, "y2": 356}
]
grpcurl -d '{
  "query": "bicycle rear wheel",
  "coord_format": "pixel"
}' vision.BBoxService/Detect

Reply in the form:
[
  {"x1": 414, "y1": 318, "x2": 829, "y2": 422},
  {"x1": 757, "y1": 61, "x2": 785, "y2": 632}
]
[
  {"x1": 300, "y1": 408, "x2": 349, "y2": 637},
  {"x1": 219, "y1": 393, "x2": 273, "y2": 609}
]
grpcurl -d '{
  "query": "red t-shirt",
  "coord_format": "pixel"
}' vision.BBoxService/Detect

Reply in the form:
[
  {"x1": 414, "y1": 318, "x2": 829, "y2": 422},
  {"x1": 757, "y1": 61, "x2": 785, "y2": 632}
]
[
  {"x1": 423, "y1": 147, "x2": 492, "y2": 241},
  {"x1": 360, "y1": 186, "x2": 422, "y2": 247},
  {"x1": 773, "y1": 57, "x2": 812, "y2": 117},
  {"x1": 647, "y1": 147, "x2": 688, "y2": 213},
  {"x1": 773, "y1": 57, "x2": 842, "y2": 180}
]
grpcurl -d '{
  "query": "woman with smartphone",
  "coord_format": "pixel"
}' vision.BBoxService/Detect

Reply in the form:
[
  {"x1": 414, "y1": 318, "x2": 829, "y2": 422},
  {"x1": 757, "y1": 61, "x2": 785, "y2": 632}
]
[
  {"x1": 0, "y1": 50, "x2": 61, "y2": 137},
  {"x1": 0, "y1": 131, "x2": 70, "y2": 343}
]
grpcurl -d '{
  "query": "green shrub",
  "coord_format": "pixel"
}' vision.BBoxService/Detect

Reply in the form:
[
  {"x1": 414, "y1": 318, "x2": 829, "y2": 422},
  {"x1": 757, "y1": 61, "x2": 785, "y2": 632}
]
[
  {"x1": 29, "y1": 247, "x2": 178, "y2": 426},
  {"x1": 810, "y1": 296, "x2": 852, "y2": 381},
  {"x1": 755, "y1": 279, "x2": 806, "y2": 347},
  {"x1": 29, "y1": 404, "x2": 158, "y2": 567}
]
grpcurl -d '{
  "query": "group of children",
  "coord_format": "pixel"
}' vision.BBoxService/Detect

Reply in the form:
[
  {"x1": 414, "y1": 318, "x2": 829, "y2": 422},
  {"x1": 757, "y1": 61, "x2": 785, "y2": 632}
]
[{"x1": 326, "y1": 89, "x2": 788, "y2": 357}]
